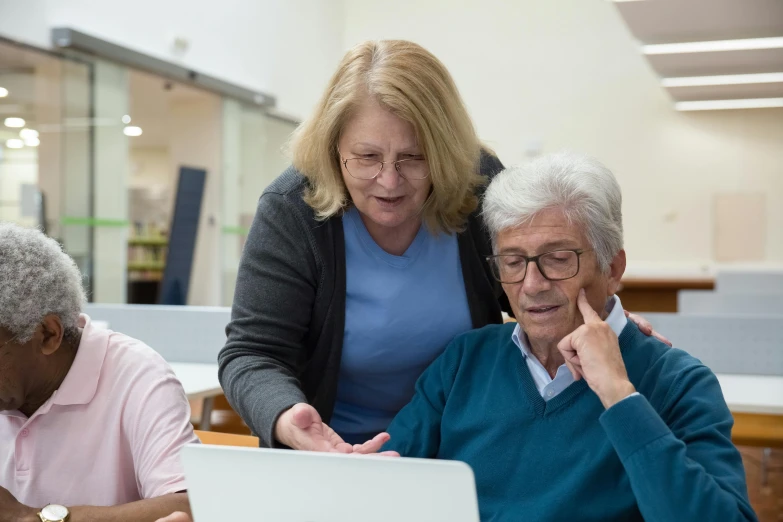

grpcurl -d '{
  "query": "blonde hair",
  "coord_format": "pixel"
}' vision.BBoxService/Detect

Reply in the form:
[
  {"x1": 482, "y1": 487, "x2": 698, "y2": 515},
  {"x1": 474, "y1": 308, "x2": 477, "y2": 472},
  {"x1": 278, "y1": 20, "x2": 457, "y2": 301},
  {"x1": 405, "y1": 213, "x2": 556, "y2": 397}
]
[{"x1": 290, "y1": 40, "x2": 485, "y2": 234}]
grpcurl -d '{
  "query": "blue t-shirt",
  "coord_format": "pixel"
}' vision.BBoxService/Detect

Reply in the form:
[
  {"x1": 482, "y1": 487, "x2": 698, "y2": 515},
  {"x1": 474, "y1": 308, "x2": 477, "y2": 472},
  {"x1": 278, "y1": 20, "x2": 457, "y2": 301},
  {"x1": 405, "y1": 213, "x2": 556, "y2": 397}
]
[{"x1": 330, "y1": 207, "x2": 472, "y2": 443}]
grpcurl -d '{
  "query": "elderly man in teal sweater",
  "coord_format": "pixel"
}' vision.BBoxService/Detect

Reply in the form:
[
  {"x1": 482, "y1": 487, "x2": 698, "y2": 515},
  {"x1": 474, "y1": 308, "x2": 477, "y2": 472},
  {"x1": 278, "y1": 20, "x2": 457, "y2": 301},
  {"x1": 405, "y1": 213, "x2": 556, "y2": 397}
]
[{"x1": 366, "y1": 152, "x2": 757, "y2": 521}]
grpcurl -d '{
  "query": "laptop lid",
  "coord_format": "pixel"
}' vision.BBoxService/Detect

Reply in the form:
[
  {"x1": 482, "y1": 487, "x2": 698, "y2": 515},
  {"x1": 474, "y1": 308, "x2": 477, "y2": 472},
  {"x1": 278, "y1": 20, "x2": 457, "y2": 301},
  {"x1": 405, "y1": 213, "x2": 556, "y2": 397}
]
[{"x1": 182, "y1": 444, "x2": 480, "y2": 522}]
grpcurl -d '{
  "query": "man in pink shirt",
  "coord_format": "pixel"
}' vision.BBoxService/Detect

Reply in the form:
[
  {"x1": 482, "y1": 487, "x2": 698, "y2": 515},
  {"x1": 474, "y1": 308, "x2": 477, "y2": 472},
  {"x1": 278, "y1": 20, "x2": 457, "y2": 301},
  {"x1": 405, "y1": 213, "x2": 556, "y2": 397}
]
[{"x1": 0, "y1": 223, "x2": 198, "y2": 522}]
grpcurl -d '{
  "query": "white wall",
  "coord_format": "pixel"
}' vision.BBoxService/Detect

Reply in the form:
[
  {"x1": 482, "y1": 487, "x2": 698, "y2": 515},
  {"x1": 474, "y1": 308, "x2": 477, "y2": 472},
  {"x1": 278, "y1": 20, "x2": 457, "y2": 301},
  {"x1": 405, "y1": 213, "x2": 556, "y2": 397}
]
[
  {"x1": 343, "y1": 0, "x2": 783, "y2": 272},
  {"x1": 0, "y1": 0, "x2": 345, "y2": 118}
]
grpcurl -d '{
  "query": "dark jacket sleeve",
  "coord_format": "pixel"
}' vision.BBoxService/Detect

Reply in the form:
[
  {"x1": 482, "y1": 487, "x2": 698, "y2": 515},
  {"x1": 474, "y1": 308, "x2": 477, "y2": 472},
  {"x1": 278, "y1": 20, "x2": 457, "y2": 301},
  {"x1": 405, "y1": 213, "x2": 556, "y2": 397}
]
[
  {"x1": 217, "y1": 191, "x2": 316, "y2": 447},
  {"x1": 477, "y1": 150, "x2": 514, "y2": 316}
]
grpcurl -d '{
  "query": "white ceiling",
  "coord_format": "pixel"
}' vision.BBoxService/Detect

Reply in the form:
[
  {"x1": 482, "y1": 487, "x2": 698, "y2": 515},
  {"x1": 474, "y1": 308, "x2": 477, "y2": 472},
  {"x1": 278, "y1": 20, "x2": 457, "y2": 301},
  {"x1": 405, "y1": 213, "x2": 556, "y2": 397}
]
[
  {"x1": 646, "y1": 47, "x2": 783, "y2": 77},
  {"x1": 0, "y1": 41, "x2": 253, "y2": 153},
  {"x1": 665, "y1": 82, "x2": 783, "y2": 102},
  {"x1": 614, "y1": 0, "x2": 783, "y2": 44},
  {"x1": 613, "y1": 0, "x2": 783, "y2": 106},
  {"x1": 0, "y1": 40, "x2": 59, "y2": 132}
]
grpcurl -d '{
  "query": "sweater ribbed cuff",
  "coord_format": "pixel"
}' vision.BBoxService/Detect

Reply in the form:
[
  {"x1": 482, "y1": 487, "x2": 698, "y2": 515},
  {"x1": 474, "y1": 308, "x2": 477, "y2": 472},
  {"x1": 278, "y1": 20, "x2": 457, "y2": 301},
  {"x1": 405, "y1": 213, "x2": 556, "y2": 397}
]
[{"x1": 599, "y1": 393, "x2": 671, "y2": 461}]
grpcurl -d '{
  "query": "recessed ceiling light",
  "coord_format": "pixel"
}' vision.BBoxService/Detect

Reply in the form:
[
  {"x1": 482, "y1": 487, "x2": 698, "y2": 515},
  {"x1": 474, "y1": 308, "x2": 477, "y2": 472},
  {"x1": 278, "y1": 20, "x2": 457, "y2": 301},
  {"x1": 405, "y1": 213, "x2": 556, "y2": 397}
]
[
  {"x1": 19, "y1": 128, "x2": 39, "y2": 140},
  {"x1": 662, "y1": 72, "x2": 783, "y2": 88},
  {"x1": 123, "y1": 125, "x2": 142, "y2": 137},
  {"x1": 675, "y1": 98, "x2": 783, "y2": 111},
  {"x1": 122, "y1": 115, "x2": 131, "y2": 124},
  {"x1": 5, "y1": 138, "x2": 24, "y2": 149},
  {"x1": 644, "y1": 37, "x2": 783, "y2": 55},
  {"x1": 0, "y1": 87, "x2": 8, "y2": 98},
  {"x1": 4, "y1": 117, "x2": 25, "y2": 128},
  {"x1": 24, "y1": 137, "x2": 40, "y2": 147}
]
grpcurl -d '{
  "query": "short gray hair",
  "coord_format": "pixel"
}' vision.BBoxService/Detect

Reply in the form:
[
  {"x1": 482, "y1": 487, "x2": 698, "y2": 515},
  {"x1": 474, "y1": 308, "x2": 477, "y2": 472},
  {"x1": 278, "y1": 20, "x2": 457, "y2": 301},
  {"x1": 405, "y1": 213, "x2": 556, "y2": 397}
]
[
  {"x1": 0, "y1": 223, "x2": 86, "y2": 342},
  {"x1": 482, "y1": 151, "x2": 624, "y2": 272}
]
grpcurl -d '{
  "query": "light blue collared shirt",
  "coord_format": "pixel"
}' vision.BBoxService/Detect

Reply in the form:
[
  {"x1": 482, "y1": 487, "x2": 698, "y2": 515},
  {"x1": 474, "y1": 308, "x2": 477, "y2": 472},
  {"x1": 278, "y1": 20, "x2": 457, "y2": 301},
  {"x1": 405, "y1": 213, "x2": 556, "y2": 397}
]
[{"x1": 512, "y1": 294, "x2": 628, "y2": 401}]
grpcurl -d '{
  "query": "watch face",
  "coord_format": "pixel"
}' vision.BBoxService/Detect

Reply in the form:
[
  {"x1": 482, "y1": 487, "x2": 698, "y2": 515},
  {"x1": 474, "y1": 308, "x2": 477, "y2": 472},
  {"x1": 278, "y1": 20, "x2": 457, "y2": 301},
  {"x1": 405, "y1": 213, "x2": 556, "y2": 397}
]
[{"x1": 41, "y1": 504, "x2": 69, "y2": 520}]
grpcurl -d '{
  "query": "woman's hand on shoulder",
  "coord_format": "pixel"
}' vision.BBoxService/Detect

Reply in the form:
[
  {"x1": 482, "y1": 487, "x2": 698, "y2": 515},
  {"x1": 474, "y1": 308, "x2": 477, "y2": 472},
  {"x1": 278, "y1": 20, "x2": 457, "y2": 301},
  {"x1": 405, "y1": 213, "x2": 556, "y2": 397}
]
[{"x1": 625, "y1": 311, "x2": 672, "y2": 346}]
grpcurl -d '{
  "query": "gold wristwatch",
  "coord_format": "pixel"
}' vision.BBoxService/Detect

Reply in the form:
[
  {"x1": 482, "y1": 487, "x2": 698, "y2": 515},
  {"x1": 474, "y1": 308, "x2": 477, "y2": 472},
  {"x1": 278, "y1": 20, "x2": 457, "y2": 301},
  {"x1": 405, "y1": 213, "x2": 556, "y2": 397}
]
[{"x1": 38, "y1": 504, "x2": 70, "y2": 522}]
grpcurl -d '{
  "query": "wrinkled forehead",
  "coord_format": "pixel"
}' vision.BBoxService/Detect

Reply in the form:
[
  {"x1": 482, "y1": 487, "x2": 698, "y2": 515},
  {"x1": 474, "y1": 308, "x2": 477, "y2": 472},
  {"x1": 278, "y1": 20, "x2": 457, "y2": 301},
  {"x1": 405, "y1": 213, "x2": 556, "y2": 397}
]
[{"x1": 496, "y1": 208, "x2": 588, "y2": 254}]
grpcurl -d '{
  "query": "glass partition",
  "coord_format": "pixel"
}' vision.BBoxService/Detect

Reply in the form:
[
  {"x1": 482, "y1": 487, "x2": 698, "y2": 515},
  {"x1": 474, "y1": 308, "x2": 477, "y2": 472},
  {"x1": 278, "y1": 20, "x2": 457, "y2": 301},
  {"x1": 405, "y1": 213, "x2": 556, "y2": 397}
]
[
  {"x1": 0, "y1": 39, "x2": 93, "y2": 290},
  {"x1": 221, "y1": 100, "x2": 297, "y2": 306}
]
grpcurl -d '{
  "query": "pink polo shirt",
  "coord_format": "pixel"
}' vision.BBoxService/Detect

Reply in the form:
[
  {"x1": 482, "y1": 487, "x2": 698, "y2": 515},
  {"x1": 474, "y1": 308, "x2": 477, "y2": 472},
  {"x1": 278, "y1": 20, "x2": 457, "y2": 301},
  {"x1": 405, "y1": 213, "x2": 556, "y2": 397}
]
[{"x1": 0, "y1": 314, "x2": 199, "y2": 508}]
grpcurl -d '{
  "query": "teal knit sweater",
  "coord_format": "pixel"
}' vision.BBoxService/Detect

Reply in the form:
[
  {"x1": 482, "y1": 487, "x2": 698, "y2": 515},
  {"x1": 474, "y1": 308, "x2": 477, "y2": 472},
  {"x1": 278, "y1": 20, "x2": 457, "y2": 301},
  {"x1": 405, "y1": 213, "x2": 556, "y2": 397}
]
[{"x1": 382, "y1": 322, "x2": 756, "y2": 522}]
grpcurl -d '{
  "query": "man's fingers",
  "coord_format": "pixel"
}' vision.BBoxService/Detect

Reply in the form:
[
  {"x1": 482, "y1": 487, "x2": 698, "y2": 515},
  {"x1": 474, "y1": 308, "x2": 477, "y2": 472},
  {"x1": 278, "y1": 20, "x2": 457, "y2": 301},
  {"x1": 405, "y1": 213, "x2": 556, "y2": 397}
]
[
  {"x1": 557, "y1": 332, "x2": 572, "y2": 352},
  {"x1": 557, "y1": 332, "x2": 578, "y2": 359},
  {"x1": 577, "y1": 289, "x2": 601, "y2": 323},
  {"x1": 564, "y1": 359, "x2": 582, "y2": 381},
  {"x1": 558, "y1": 332, "x2": 583, "y2": 380}
]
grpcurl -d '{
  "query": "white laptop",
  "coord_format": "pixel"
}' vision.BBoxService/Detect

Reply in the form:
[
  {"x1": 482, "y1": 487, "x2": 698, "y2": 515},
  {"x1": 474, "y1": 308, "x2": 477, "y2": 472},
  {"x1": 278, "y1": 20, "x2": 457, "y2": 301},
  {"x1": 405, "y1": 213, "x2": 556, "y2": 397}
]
[{"x1": 181, "y1": 444, "x2": 480, "y2": 522}]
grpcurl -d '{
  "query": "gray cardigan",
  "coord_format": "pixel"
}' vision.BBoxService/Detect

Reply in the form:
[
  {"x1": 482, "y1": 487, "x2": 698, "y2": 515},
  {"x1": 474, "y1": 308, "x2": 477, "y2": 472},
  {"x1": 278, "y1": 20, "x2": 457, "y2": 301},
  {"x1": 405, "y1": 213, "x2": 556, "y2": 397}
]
[{"x1": 218, "y1": 153, "x2": 509, "y2": 447}]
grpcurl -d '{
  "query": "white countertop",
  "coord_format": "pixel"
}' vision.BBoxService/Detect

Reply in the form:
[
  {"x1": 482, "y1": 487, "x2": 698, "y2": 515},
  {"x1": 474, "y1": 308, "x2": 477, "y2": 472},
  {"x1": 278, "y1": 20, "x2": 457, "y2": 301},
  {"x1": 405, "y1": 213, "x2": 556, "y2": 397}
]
[
  {"x1": 165, "y1": 363, "x2": 782, "y2": 416},
  {"x1": 169, "y1": 363, "x2": 223, "y2": 401},
  {"x1": 716, "y1": 373, "x2": 783, "y2": 415}
]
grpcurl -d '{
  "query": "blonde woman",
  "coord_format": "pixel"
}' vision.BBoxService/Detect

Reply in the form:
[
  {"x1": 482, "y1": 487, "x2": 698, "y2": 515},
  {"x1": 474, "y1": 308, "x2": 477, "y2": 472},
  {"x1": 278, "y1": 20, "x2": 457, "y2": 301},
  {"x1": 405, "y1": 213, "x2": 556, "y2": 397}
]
[{"x1": 217, "y1": 40, "x2": 665, "y2": 452}]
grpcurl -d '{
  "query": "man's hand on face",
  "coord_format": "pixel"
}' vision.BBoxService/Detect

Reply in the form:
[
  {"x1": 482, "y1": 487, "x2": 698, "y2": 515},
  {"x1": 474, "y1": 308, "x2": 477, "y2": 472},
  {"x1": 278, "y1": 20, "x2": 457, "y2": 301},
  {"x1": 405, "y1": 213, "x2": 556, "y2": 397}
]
[
  {"x1": 557, "y1": 289, "x2": 636, "y2": 409},
  {"x1": 0, "y1": 486, "x2": 37, "y2": 522}
]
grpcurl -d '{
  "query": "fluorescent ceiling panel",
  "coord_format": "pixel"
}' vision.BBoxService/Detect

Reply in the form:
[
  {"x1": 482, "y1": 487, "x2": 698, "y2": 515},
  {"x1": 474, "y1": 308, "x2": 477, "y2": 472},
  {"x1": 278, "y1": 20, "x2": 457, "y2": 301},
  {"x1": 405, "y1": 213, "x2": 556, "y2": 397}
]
[
  {"x1": 644, "y1": 37, "x2": 783, "y2": 55},
  {"x1": 662, "y1": 73, "x2": 783, "y2": 87},
  {"x1": 675, "y1": 98, "x2": 783, "y2": 111}
]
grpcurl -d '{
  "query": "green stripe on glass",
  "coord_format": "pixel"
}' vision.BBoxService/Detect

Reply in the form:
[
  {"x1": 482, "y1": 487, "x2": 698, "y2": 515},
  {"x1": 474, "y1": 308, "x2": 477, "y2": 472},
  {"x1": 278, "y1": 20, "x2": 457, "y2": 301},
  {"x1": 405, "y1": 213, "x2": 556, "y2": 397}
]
[
  {"x1": 61, "y1": 217, "x2": 130, "y2": 227},
  {"x1": 222, "y1": 226, "x2": 249, "y2": 235}
]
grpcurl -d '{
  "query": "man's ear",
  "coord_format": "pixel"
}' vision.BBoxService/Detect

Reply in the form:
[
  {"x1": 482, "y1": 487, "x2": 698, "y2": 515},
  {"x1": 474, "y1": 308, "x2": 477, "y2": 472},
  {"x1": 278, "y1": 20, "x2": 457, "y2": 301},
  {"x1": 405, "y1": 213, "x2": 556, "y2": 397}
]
[
  {"x1": 37, "y1": 315, "x2": 65, "y2": 356},
  {"x1": 606, "y1": 249, "x2": 626, "y2": 296}
]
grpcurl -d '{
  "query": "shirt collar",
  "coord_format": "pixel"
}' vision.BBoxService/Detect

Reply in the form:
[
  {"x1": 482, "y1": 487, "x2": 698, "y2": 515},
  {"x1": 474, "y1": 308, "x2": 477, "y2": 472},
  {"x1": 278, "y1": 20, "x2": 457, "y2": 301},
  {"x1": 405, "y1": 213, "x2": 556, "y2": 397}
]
[
  {"x1": 50, "y1": 314, "x2": 109, "y2": 407},
  {"x1": 512, "y1": 294, "x2": 628, "y2": 358},
  {"x1": 0, "y1": 315, "x2": 109, "y2": 418}
]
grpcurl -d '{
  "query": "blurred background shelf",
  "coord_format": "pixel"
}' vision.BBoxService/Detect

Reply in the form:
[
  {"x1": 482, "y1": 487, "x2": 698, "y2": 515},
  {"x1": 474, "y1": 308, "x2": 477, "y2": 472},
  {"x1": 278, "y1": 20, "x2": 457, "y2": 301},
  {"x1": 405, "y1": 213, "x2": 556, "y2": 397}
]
[
  {"x1": 128, "y1": 262, "x2": 166, "y2": 271},
  {"x1": 128, "y1": 237, "x2": 169, "y2": 246}
]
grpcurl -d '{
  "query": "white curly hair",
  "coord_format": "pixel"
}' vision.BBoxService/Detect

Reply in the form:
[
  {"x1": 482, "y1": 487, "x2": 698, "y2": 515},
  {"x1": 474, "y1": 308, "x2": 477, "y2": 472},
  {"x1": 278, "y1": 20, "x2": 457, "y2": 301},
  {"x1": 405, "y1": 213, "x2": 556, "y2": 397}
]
[{"x1": 0, "y1": 222, "x2": 86, "y2": 342}]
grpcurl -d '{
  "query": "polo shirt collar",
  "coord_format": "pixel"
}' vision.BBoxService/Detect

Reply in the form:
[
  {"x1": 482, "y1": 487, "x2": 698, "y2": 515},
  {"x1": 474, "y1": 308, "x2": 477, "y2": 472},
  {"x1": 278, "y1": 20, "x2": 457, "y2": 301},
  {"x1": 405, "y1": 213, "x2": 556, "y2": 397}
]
[{"x1": 50, "y1": 314, "x2": 109, "y2": 407}]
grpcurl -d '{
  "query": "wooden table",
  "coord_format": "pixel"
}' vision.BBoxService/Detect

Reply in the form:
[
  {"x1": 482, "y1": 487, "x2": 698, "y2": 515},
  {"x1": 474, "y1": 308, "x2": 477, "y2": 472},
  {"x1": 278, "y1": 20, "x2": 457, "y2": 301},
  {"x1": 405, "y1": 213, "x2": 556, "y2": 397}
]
[
  {"x1": 717, "y1": 374, "x2": 783, "y2": 416},
  {"x1": 717, "y1": 374, "x2": 783, "y2": 450},
  {"x1": 617, "y1": 277, "x2": 715, "y2": 313},
  {"x1": 170, "y1": 363, "x2": 222, "y2": 431}
]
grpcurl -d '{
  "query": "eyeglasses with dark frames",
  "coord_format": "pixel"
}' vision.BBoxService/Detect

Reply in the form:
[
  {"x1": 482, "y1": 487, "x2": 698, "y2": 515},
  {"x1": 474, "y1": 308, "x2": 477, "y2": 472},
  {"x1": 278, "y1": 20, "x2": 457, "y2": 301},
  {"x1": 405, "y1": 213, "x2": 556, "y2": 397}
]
[{"x1": 485, "y1": 249, "x2": 591, "y2": 284}]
